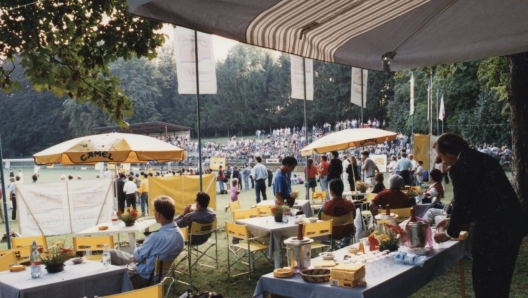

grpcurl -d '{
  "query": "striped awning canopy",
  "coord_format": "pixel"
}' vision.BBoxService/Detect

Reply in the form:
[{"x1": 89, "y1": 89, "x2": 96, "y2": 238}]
[{"x1": 127, "y1": 0, "x2": 528, "y2": 71}]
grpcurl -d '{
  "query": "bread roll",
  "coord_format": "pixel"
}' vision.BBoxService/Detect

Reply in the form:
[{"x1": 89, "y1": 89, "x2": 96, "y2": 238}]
[
  {"x1": 98, "y1": 225, "x2": 108, "y2": 231},
  {"x1": 10, "y1": 265, "x2": 26, "y2": 272}
]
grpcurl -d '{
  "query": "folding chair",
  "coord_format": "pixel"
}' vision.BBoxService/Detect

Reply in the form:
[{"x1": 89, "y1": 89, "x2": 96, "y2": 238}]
[
  {"x1": 361, "y1": 193, "x2": 377, "y2": 226},
  {"x1": 0, "y1": 251, "x2": 17, "y2": 271},
  {"x1": 73, "y1": 235, "x2": 115, "y2": 260},
  {"x1": 174, "y1": 219, "x2": 218, "y2": 286},
  {"x1": 12, "y1": 236, "x2": 48, "y2": 260},
  {"x1": 229, "y1": 201, "x2": 241, "y2": 211},
  {"x1": 99, "y1": 284, "x2": 163, "y2": 298},
  {"x1": 303, "y1": 220, "x2": 332, "y2": 253},
  {"x1": 147, "y1": 255, "x2": 175, "y2": 287},
  {"x1": 231, "y1": 208, "x2": 260, "y2": 222},
  {"x1": 311, "y1": 191, "x2": 326, "y2": 213},
  {"x1": 379, "y1": 207, "x2": 412, "y2": 223},
  {"x1": 321, "y1": 212, "x2": 355, "y2": 249},
  {"x1": 225, "y1": 222, "x2": 272, "y2": 280},
  {"x1": 257, "y1": 205, "x2": 273, "y2": 217}
]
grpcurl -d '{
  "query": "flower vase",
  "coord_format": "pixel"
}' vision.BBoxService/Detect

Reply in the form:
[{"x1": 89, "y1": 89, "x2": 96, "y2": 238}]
[
  {"x1": 125, "y1": 221, "x2": 135, "y2": 227},
  {"x1": 274, "y1": 214, "x2": 283, "y2": 223},
  {"x1": 359, "y1": 187, "x2": 367, "y2": 193},
  {"x1": 46, "y1": 264, "x2": 65, "y2": 273}
]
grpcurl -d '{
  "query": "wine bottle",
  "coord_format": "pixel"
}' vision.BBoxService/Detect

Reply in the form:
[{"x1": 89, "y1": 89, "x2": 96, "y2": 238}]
[
  {"x1": 410, "y1": 207, "x2": 417, "y2": 222},
  {"x1": 297, "y1": 223, "x2": 303, "y2": 241},
  {"x1": 386, "y1": 204, "x2": 391, "y2": 216}
]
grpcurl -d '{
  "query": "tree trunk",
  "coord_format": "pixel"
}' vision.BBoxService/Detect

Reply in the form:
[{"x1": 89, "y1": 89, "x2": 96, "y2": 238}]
[{"x1": 507, "y1": 52, "x2": 528, "y2": 211}]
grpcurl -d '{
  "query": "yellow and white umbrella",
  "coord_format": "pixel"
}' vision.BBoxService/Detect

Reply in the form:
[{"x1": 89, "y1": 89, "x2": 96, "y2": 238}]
[
  {"x1": 33, "y1": 133, "x2": 186, "y2": 165},
  {"x1": 301, "y1": 128, "x2": 397, "y2": 156}
]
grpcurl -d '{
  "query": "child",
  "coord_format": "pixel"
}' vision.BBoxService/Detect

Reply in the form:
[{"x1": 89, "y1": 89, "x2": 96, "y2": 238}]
[
  {"x1": 371, "y1": 172, "x2": 386, "y2": 193},
  {"x1": 414, "y1": 161, "x2": 424, "y2": 186},
  {"x1": 225, "y1": 178, "x2": 240, "y2": 212}
]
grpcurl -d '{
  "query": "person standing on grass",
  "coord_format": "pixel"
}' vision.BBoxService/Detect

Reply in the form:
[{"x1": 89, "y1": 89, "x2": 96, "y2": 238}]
[
  {"x1": 318, "y1": 155, "x2": 330, "y2": 191},
  {"x1": 138, "y1": 174, "x2": 149, "y2": 216},
  {"x1": 273, "y1": 156, "x2": 298, "y2": 208},
  {"x1": 327, "y1": 151, "x2": 343, "y2": 200},
  {"x1": 432, "y1": 133, "x2": 524, "y2": 298},
  {"x1": 225, "y1": 179, "x2": 240, "y2": 212},
  {"x1": 242, "y1": 165, "x2": 250, "y2": 191},
  {"x1": 252, "y1": 157, "x2": 268, "y2": 203},
  {"x1": 124, "y1": 176, "x2": 138, "y2": 210}
]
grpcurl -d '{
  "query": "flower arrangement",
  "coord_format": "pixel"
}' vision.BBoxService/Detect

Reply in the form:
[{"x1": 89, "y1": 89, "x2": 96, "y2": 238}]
[
  {"x1": 356, "y1": 181, "x2": 368, "y2": 192},
  {"x1": 271, "y1": 200, "x2": 285, "y2": 217},
  {"x1": 368, "y1": 223, "x2": 406, "y2": 252},
  {"x1": 117, "y1": 208, "x2": 140, "y2": 224},
  {"x1": 405, "y1": 187, "x2": 420, "y2": 199},
  {"x1": 41, "y1": 244, "x2": 75, "y2": 267}
]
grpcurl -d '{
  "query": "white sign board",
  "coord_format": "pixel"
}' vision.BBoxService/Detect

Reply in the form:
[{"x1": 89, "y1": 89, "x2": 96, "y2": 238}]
[
  {"x1": 370, "y1": 154, "x2": 387, "y2": 173},
  {"x1": 16, "y1": 179, "x2": 114, "y2": 236}
]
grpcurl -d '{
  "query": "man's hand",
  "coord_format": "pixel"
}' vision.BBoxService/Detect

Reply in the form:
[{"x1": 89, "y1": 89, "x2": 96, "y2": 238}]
[
  {"x1": 434, "y1": 232, "x2": 451, "y2": 243},
  {"x1": 183, "y1": 204, "x2": 192, "y2": 215},
  {"x1": 436, "y1": 218, "x2": 450, "y2": 230}
]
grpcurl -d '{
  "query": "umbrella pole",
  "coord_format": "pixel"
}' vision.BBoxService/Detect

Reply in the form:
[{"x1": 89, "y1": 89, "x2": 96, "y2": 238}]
[
  {"x1": 194, "y1": 30, "x2": 203, "y2": 191},
  {"x1": 303, "y1": 58, "x2": 309, "y2": 201},
  {"x1": 0, "y1": 136, "x2": 11, "y2": 249},
  {"x1": 361, "y1": 69, "x2": 364, "y2": 125}
]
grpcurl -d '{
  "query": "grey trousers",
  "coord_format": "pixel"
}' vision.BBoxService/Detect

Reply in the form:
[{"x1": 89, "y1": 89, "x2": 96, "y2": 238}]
[{"x1": 109, "y1": 249, "x2": 149, "y2": 289}]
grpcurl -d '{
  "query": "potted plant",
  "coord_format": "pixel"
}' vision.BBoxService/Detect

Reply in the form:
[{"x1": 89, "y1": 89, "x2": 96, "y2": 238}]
[
  {"x1": 368, "y1": 223, "x2": 406, "y2": 252},
  {"x1": 356, "y1": 181, "x2": 368, "y2": 192},
  {"x1": 40, "y1": 245, "x2": 75, "y2": 273},
  {"x1": 271, "y1": 200, "x2": 285, "y2": 222},
  {"x1": 117, "y1": 208, "x2": 140, "y2": 226}
]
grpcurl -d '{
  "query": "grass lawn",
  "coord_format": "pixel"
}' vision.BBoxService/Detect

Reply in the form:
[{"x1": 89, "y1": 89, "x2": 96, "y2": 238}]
[{"x1": 1, "y1": 168, "x2": 527, "y2": 297}]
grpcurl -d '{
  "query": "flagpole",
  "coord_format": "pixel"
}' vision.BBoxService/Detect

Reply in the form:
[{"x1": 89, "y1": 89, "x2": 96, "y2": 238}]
[
  {"x1": 194, "y1": 30, "x2": 203, "y2": 191},
  {"x1": 302, "y1": 58, "x2": 309, "y2": 201},
  {"x1": 0, "y1": 136, "x2": 11, "y2": 249},
  {"x1": 436, "y1": 88, "x2": 439, "y2": 135},
  {"x1": 410, "y1": 72, "x2": 414, "y2": 151}
]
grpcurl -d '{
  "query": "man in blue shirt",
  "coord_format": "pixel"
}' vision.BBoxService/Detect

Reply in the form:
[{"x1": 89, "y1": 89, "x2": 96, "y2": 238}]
[
  {"x1": 252, "y1": 156, "x2": 268, "y2": 203},
  {"x1": 393, "y1": 153, "x2": 413, "y2": 186},
  {"x1": 273, "y1": 156, "x2": 298, "y2": 207},
  {"x1": 109, "y1": 195, "x2": 184, "y2": 289}
]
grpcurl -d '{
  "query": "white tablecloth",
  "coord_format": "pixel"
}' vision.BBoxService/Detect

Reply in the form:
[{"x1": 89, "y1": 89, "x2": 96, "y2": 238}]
[
  {"x1": 254, "y1": 239, "x2": 468, "y2": 298},
  {"x1": 75, "y1": 218, "x2": 157, "y2": 254},
  {"x1": 257, "y1": 200, "x2": 313, "y2": 217},
  {"x1": 0, "y1": 259, "x2": 133, "y2": 298}
]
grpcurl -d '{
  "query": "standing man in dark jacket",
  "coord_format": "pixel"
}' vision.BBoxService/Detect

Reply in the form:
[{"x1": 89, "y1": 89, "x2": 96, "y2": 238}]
[
  {"x1": 232, "y1": 166, "x2": 241, "y2": 190},
  {"x1": 326, "y1": 151, "x2": 343, "y2": 200},
  {"x1": 433, "y1": 133, "x2": 524, "y2": 298},
  {"x1": 267, "y1": 168, "x2": 274, "y2": 187},
  {"x1": 116, "y1": 173, "x2": 126, "y2": 213}
]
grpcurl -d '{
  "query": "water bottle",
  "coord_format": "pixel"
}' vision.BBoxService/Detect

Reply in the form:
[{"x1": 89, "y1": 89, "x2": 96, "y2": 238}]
[
  {"x1": 102, "y1": 244, "x2": 110, "y2": 269},
  {"x1": 30, "y1": 240, "x2": 42, "y2": 279}
]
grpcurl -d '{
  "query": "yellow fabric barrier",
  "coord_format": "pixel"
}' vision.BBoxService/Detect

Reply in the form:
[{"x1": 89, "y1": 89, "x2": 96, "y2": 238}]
[{"x1": 148, "y1": 174, "x2": 217, "y2": 214}]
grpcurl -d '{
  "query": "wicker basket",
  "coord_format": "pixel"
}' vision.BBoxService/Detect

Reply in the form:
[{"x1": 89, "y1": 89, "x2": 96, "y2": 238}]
[{"x1": 300, "y1": 269, "x2": 331, "y2": 283}]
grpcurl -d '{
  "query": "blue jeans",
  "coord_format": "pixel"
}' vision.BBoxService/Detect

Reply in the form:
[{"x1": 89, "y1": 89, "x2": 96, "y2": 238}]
[
  {"x1": 140, "y1": 192, "x2": 149, "y2": 215},
  {"x1": 255, "y1": 179, "x2": 267, "y2": 203},
  {"x1": 243, "y1": 176, "x2": 249, "y2": 190},
  {"x1": 320, "y1": 176, "x2": 328, "y2": 191},
  {"x1": 219, "y1": 180, "x2": 225, "y2": 191}
]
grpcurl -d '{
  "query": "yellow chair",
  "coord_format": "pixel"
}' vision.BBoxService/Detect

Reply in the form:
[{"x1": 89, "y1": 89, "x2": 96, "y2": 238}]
[
  {"x1": 12, "y1": 236, "x2": 48, "y2": 260},
  {"x1": 0, "y1": 251, "x2": 17, "y2": 271},
  {"x1": 229, "y1": 201, "x2": 241, "y2": 211},
  {"x1": 225, "y1": 222, "x2": 271, "y2": 280},
  {"x1": 303, "y1": 220, "x2": 332, "y2": 252},
  {"x1": 175, "y1": 219, "x2": 218, "y2": 286},
  {"x1": 99, "y1": 284, "x2": 162, "y2": 298},
  {"x1": 257, "y1": 205, "x2": 273, "y2": 217},
  {"x1": 380, "y1": 207, "x2": 412, "y2": 223},
  {"x1": 232, "y1": 208, "x2": 260, "y2": 222},
  {"x1": 321, "y1": 212, "x2": 355, "y2": 247},
  {"x1": 360, "y1": 193, "x2": 378, "y2": 225},
  {"x1": 73, "y1": 236, "x2": 114, "y2": 260},
  {"x1": 311, "y1": 191, "x2": 326, "y2": 213}
]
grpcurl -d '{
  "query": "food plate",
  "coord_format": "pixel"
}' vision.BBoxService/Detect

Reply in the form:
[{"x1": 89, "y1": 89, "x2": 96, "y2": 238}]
[
  {"x1": 410, "y1": 247, "x2": 431, "y2": 255},
  {"x1": 71, "y1": 258, "x2": 84, "y2": 265},
  {"x1": 319, "y1": 252, "x2": 334, "y2": 260}
]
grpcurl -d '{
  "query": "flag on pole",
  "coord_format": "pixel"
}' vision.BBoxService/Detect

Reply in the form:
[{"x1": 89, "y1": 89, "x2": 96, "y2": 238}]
[
  {"x1": 438, "y1": 95, "x2": 446, "y2": 121},
  {"x1": 174, "y1": 27, "x2": 217, "y2": 94},
  {"x1": 350, "y1": 67, "x2": 368, "y2": 107},
  {"x1": 290, "y1": 55, "x2": 314, "y2": 100},
  {"x1": 410, "y1": 73, "x2": 415, "y2": 115}
]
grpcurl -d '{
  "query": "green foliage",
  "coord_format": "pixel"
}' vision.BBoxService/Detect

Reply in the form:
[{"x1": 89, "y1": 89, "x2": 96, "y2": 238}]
[{"x1": 0, "y1": 0, "x2": 165, "y2": 125}]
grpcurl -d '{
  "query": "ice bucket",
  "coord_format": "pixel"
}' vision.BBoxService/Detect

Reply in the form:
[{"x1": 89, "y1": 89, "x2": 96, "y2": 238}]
[
  {"x1": 284, "y1": 237, "x2": 314, "y2": 273},
  {"x1": 405, "y1": 221, "x2": 428, "y2": 248}
]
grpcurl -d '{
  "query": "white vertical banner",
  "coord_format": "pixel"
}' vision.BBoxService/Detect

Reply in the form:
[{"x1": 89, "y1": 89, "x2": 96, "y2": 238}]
[
  {"x1": 438, "y1": 95, "x2": 445, "y2": 121},
  {"x1": 350, "y1": 67, "x2": 368, "y2": 107},
  {"x1": 410, "y1": 73, "x2": 415, "y2": 115},
  {"x1": 174, "y1": 27, "x2": 217, "y2": 94},
  {"x1": 290, "y1": 55, "x2": 314, "y2": 100}
]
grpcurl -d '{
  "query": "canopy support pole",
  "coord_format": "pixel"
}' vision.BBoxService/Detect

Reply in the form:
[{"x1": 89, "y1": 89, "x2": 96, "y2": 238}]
[
  {"x1": 194, "y1": 30, "x2": 203, "y2": 191},
  {"x1": 361, "y1": 69, "x2": 364, "y2": 126},
  {"x1": 0, "y1": 136, "x2": 11, "y2": 248},
  {"x1": 303, "y1": 58, "x2": 309, "y2": 201}
]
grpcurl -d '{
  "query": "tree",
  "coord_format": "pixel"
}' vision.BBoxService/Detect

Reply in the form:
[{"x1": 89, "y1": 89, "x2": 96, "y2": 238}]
[{"x1": 0, "y1": 0, "x2": 165, "y2": 125}]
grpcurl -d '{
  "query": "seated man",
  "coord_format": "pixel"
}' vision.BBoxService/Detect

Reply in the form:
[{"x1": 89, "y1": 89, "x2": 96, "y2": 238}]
[
  {"x1": 291, "y1": 174, "x2": 299, "y2": 185},
  {"x1": 175, "y1": 192, "x2": 217, "y2": 245},
  {"x1": 423, "y1": 199, "x2": 453, "y2": 225},
  {"x1": 369, "y1": 175, "x2": 411, "y2": 217},
  {"x1": 318, "y1": 179, "x2": 355, "y2": 248},
  {"x1": 109, "y1": 195, "x2": 184, "y2": 289},
  {"x1": 421, "y1": 168, "x2": 444, "y2": 207}
]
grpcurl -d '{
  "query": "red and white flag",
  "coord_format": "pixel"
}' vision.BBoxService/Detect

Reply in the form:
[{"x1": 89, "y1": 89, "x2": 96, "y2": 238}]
[{"x1": 438, "y1": 95, "x2": 446, "y2": 121}]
